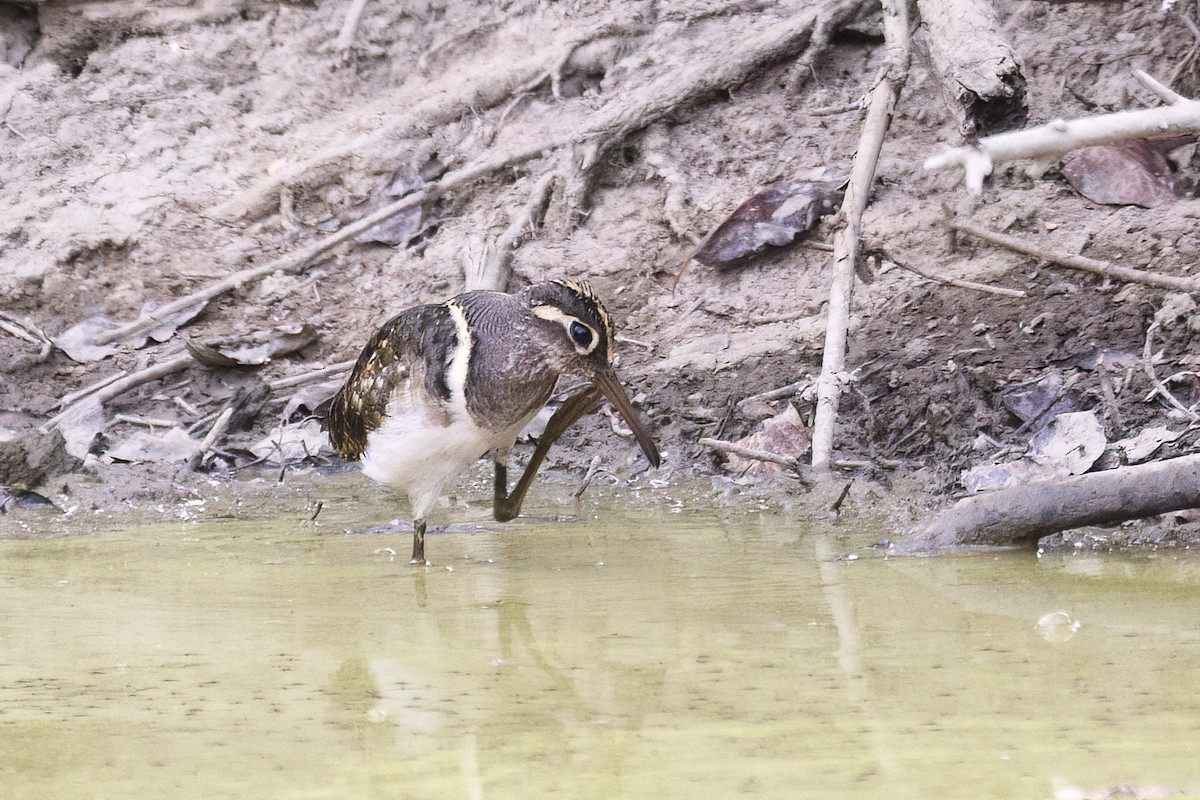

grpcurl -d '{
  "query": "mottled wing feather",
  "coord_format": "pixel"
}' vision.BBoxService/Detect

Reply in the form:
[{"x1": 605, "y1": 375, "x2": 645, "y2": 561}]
[{"x1": 326, "y1": 303, "x2": 457, "y2": 460}]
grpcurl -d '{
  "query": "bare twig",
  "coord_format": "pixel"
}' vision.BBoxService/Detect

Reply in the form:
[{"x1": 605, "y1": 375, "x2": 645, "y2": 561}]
[
  {"x1": 953, "y1": 221, "x2": 1200, "y2": 293},
  {"x1": 699, "y1": 437, "x2": 815, "y2": 483},
  {"x1": 44, "y1": 354, "x2": 193, "y2": 431},
  {"x1": 811, "y1": 0, "x2": 910, "y2": 474},
  {"x1": 926, "y1": 69, "x2": 1200, "y2": 192},
  {"x1": 113, "y1": 413, "x2": 180, "y2": 429},
  {"x1": 334, "y1": 0, "x2": 372, "y2": 57},
  {"x1": 180, "y1": 406, "x2": 235, "y2": 474},
  {"x1": 738, "y1": 379, "x2": 812, "y2": 407},
  {"x1": 268, "y1": 359, "x2": 356, "y2": 392},
  {"x1": 1142, "y1": 321, "x2": 1200, "y2": 421},
  {"x1": 886, "y1": 254, "x2": 1027, "y2": 297},
  {"x1": 573, "y1": 454, "x2": 604, "y2": 499}
]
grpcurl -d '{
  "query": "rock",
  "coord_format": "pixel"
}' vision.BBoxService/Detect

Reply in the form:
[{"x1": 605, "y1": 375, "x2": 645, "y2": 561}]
[{"x1": 0, "y1": 413, "x2": 80, "y2": 488}]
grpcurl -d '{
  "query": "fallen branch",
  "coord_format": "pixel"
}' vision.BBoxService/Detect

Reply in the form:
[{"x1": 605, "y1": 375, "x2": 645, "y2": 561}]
[
  {"x1": 268, "y1": 359, "x2": 356, "y2": 392},
  {"x1": 953, "y1": 220, "x2": 1200, "y2": 293},
  {"x1": 44, "y1": 354, "x2": 193, "y2": 431},
  {"x1": 925, "y1": 69, "x2": 1200, "y2": 191},
  {"x1": 96, "y1": 139, "x2": 555, "y2": 348},
  {"x1": 885, "y1": 253, "x2": 1026, "y2": 297},
  {"x1": 811, "y1": 0, "x2": 911, "y2": 474},
  {"x1": 699, "y1": 436, "x2": 816, "y2": 483},
  {"x1": 897, "y1": 454, "x2": 1200, "y2": 550},
  {"x1": 916, "y1": 0, "x2": 1027, "y2": 136}
]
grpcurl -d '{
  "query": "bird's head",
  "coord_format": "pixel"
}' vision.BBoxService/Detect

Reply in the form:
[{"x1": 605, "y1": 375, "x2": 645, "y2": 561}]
[{"x1": 526, "y1": 280, "x2": 660, "y2": 468}]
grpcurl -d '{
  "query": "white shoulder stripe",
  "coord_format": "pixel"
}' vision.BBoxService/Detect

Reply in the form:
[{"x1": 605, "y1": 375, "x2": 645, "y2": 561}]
[{"x1": 444, "y1": 300, "x2": 472, "y2": 418}]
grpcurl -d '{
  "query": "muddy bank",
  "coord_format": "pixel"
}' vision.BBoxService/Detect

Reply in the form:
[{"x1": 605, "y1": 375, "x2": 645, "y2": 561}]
[{"x1": 2, "y1": 1, "x2": 1199, "y2": 546}]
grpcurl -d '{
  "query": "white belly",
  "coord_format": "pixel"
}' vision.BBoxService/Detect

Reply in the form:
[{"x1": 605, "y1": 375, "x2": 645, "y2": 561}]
[{"x1": 359, "y1": 407, "x2": 534, "y2": 521}]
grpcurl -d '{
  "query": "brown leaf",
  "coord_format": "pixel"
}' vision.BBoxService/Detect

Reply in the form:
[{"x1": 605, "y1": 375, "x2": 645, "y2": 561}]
[
  {"x1": 53, "y1": 316, "x2": 120, "y2": 363},
  {"x1": 187, "y1": 324, "x2": 320, "y2": 368},
  {"x1": 692, "y1": 178, "x2": 845, "y2": 267},
  {"x1": 1061, "y1": 136, "x2": 1194, "y2": 208},
  {"x1": 105, "y1": 427, "x2": 202, "y2": 464},
  {"x1": 726, "y1": 404, "x2": 811, "y2": 479}
]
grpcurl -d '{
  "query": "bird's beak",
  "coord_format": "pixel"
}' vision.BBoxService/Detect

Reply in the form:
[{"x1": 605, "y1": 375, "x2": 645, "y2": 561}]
[{"x1": 594, "y1": 369, "x2": 661, "y2": 469}]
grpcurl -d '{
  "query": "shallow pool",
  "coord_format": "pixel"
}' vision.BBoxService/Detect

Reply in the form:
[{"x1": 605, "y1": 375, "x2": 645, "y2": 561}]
[{"x1": 2, "y1": 484, "x2": 1199, "y2": 798}]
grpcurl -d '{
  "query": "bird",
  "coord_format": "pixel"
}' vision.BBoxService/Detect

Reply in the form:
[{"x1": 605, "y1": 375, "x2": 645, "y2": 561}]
[{"x1": 325, "y1": 279, "x2": 660, "y2": 565}]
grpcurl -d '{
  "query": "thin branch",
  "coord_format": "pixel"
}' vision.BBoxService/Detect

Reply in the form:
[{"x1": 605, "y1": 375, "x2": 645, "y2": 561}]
[
  {"x1": 811, "y1": 0, "x2": 911, "y2": 474},
  {"x1": 180, "y1": 405, "x2": 236, "y2": 474},
  {"x1": 738, "y1": 379, "x2": 812, "y2": 406},
  {"x1": 44, "y1": 354, "x2": 193, "y2": 431},
  {"x1": 334, "y1": 0, "x2": 372, "y2": 56},
  {"x1": 926, "y1": 70, "x2": 1200, "y2": 191},
  {"x1": 699, "y1": 437, "x2": 815, "y2": 484},
  {"x1": 1142, "y1": 321, "x2": 1200, "y2": 421},
  {"x1": 886, "y1": 254, "x2": 1027, "y2": 297},
  {"x1": 953, "y1": 220, "x2": 1200, "y2": 293},
  {"x1": 268, "y1": 359, "x2": 356, "y2": 391}
]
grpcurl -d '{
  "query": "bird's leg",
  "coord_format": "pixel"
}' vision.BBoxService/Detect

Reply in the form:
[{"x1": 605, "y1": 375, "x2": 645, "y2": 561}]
[
  {"x1": 493, "y1": 385, "x2": 602, "y2": 523},
  {"x1": 410, "y1": 518, "x2": 428, "y2": 565}
]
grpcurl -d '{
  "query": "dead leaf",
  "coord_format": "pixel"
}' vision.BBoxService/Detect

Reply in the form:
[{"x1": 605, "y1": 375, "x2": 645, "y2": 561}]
[
  {"x1": 187, "y1": 323, "x2": 319, "y2": 368},
  {"x1": 1114, "y1": 426, "x2": 1181, "y2": 463},
  {"x1": 54, "y1": 397, "x2": 108, "y2": 460},
  {"x1": 1061, "y1": 136, "x2": 1194, "y2": 208},
  {"x1": 1001, "y1": 372, "x2": 1079, "y2": 428},
  {"x1": 353, "y1": 157, "x2": 444, "y2": 246},
  {"x1": 53, "y1": 316, "x2": 120, "y2": 363},
  {"x1": 962, "y1": 410, "x2": 1106, "y2": 491},
  {"x1": 1028, "y1": 410, "x2": 1106, "y2": 473},
  {"x1": 105, "y1": 427, "x2": 202, "y2": 464},
  {"x1": 250, "y1": 420, "x2": 329, "y2": 465},
  {"x1": 726, "y1": 403, "x2": 810, "y2": 479},
  {"x1": 691, "y1": 178, "x2": 845, "y2": 267},
  {"x1": 140, "y1": 299, "x2": 208, "y2": 345}
]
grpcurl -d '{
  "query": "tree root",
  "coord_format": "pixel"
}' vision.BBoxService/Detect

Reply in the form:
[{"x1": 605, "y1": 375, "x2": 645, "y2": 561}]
[
  {"x1": 897, "y1": 454, "x2": 1200, "y2": 551},
  {"x1": 106, "y1": 1, "x2": 871, "y2": 349}
]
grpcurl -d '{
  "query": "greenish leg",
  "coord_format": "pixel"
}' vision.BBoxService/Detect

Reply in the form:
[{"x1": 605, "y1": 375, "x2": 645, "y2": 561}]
[
  {"x1": 493, "y1": 385, "x2": 602, "y2": 523},
  {"x1": 410, "y1": 518, "x2": 428, "y2": 565}
]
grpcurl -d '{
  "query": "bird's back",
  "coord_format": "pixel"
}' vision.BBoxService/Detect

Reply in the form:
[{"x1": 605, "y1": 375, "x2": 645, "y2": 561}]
[{"x1": 326, "y1": 302, "x2": 459, "y2": 460}]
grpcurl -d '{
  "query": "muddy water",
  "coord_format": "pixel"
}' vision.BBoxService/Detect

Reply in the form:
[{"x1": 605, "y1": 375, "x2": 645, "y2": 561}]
[{"x1": 2, "y1": 495, "x2": 1199, "y2": 798}]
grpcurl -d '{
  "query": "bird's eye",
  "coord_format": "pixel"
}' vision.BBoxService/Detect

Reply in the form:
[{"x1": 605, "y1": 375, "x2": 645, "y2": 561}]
[{"x1": 569, "y1": 320, "x2": 594, "y2": 349}]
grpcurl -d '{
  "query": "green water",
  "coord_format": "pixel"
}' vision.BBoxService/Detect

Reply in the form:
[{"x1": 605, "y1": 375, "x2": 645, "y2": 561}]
[{"x1": 2, "y1": 487, "x2": 1199, "y2": 799}]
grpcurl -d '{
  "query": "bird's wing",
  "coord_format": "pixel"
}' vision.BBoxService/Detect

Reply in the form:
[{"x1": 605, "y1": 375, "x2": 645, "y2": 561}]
[{"x1": 326, "y1": 303, "x2": 458, "y2": 460}]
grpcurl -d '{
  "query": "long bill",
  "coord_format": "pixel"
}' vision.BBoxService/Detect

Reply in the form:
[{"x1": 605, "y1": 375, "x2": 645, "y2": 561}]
[{"x1": 594, "y1": 369, "x2": 661, "y2": 469}]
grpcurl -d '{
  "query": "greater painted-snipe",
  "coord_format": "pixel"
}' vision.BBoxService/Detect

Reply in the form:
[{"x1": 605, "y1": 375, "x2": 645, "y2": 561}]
[{"x1": 326, "y1": 279, "x2": 660, "y2": 564}]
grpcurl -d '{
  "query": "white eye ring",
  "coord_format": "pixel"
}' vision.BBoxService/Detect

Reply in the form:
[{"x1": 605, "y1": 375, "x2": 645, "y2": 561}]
[{"x1": 532, "y1": 304, "x2": 601, "y2": 355}]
